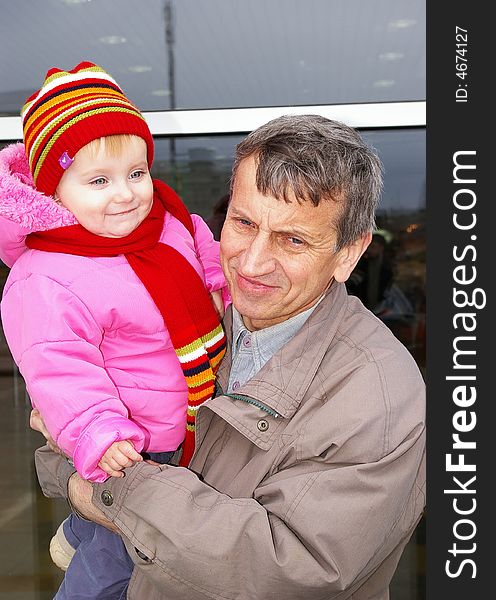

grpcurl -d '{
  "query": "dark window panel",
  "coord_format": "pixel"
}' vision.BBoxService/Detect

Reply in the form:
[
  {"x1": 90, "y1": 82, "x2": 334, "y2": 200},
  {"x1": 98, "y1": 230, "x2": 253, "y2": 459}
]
[{"x1": 1, "y1": 0, "x2": 425, "y2": 116}]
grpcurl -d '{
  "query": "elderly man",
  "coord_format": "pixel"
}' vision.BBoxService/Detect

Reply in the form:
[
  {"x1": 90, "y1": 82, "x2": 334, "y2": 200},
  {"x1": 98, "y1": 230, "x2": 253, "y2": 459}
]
[{"x1": 34, "y1": 114, "x2": 425, "y2": 599}]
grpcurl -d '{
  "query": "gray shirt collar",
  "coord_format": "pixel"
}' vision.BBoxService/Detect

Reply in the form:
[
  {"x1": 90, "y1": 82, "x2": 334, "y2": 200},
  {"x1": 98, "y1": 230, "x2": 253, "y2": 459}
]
[{"x1": 231, "y1": 297, "x2": 323, "y2": 371}]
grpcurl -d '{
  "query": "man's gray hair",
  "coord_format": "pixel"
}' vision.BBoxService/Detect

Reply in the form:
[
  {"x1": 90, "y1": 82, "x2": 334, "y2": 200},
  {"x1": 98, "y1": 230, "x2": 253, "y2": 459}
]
[{"x1": 231, "y1": 114, "x2": 383, "y2": 250}]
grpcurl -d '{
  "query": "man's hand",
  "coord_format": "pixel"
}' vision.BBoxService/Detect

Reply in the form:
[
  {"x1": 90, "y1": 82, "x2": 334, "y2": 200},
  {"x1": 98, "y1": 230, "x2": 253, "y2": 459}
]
[
  {"x1": 30, "y1": 408, "x2": 64, "y2": 455},
  {"x1": 210, "y1": 289, "x2": 225, "y2": 319},
  {"x1": 67, "y1": 473, "x2": 119, "y2": 534},
  {"x1": 31, "y1": 410, "x2": 121, "y2": 535},
  {"x1": 98, "y1": 440, "x2": 143, "y2": 478}
]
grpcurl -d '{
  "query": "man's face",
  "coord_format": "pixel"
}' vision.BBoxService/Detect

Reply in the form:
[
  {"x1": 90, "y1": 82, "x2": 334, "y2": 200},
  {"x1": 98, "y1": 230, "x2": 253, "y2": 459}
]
[{"x1": 221, "y1": 156, "x2": 368, "y2": 331}]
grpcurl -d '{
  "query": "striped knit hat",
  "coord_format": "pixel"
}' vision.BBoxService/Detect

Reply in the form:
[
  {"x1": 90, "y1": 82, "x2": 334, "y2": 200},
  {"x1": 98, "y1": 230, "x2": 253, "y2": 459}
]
[{"x1": 21, "y1": 61, "x2": 154, "y2": 197}]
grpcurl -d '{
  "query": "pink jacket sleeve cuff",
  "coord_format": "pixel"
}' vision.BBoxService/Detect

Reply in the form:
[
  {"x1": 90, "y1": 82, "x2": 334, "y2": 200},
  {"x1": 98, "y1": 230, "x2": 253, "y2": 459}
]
[{"x1": 72, "y1": 417, "x2": 146, "y2": 482}]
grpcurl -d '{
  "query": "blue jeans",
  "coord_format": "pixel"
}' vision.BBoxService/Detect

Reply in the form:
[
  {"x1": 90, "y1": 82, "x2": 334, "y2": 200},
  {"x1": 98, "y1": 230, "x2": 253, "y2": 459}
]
[
  {"x1": 54, "y1": 450, "x2": 175, "y2": 600},
  {"x1": 54, "y1": 515, "x2": 133, "y2": 600}
]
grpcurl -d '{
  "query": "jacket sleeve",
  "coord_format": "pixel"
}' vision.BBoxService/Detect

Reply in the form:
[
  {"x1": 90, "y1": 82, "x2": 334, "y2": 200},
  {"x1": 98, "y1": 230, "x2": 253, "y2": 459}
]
[
  {"x1": 191, "y1": 214, "x2": 227, "y2": 296},
  {"x1": 2, "y1": 274, "x2": 146, "y2": 482},
  {"x1": 85, "y1": 408, "x2": 425, "y2": 597},
  {"x1": 34, "y1": 442, "x2": 423, "y2": 599},
  {"x1": 0, "y1": 215, "x2": 28, "y2": 267}
]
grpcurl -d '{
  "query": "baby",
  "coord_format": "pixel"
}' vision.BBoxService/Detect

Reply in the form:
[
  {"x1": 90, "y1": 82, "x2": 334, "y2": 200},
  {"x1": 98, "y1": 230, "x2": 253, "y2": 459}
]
[{"x1": 0, "y1": 61, "x2": 228, "y2": 600}]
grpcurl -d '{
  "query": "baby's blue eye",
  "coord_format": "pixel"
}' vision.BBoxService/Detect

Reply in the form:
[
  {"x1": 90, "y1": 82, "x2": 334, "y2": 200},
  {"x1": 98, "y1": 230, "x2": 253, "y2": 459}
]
[
  {"x1": 130, "y1": 170, "x2": 144, "y2": 179},
  {"x1": 91, "y1": 177, "x2": 107, "y2": 186}
]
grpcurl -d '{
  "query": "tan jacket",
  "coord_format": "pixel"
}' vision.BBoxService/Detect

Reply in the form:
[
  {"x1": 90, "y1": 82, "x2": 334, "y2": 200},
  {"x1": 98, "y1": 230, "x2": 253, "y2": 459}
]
[{"x1": 36, "y1": 282, "x2": 426, "y2": 599}]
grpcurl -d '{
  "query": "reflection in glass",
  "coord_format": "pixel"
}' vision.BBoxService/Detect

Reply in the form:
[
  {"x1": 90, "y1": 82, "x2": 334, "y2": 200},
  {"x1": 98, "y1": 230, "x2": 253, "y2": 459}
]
[
  {"x1": 1, "y1": 0, "x2": 425, "y2": 116},
  {"x1": 151, "y1": 135, "x2": 237, "y2": 219},
  {"x1": 361, "y1": 129, "x2": 426, "y2": 370},
  {"x1": 0, "y1": 127, "x2": 425, "y2": 598}
]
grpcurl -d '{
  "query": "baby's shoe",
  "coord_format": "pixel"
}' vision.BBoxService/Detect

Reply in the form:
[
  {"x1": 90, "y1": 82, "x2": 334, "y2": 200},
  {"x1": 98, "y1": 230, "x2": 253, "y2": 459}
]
[{"x1": 49, "y1": 519, "x2": 76, "y2": 571}]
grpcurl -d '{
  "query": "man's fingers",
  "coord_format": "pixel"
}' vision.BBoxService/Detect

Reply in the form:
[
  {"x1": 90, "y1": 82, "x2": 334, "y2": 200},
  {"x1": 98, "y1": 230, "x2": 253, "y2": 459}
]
[
  {"x1": 29, "y1": 409, "x2": 62, "y2": 454},
  {"x1": 29, "y1": 408, "x2": 45, "y2": 433},
  {"x1": 210, "y1": 290, "x2": 225, "y2": 318}
]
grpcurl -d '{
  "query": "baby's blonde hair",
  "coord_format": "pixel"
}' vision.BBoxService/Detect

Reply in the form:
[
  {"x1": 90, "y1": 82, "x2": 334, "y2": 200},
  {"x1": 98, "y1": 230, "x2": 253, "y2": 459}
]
[{"x1": 79, "y1": 134, "x2": 143, "y2": 159}]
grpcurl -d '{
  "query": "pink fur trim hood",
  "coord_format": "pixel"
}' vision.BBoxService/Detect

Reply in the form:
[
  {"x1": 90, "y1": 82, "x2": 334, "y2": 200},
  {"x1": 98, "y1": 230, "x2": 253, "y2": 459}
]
[{"x1": 0, "y1": 143, "x2": 77, "y2": 232}]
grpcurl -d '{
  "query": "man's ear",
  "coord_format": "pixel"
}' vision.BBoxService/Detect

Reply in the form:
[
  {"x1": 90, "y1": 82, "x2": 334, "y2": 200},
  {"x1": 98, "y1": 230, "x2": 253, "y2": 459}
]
[{"x1": 333, "y1": 232, "x2": 372, "y2": 283}]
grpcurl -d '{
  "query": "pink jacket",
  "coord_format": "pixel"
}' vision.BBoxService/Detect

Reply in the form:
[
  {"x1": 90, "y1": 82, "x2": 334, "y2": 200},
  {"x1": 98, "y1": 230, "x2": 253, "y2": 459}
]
[{"x1": 0, "y1": 143, "x2": 227, "y2": 482}]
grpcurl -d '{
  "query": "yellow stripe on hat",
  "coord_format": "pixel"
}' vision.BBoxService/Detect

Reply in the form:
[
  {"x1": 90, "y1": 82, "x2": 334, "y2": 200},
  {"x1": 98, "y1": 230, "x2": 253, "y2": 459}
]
[
  {"x1": 24, "y1": 88, "x2": 128, "y2": 151},
  {"x1": 32, "y1": 106, "x2": 146, "y2": 182}
]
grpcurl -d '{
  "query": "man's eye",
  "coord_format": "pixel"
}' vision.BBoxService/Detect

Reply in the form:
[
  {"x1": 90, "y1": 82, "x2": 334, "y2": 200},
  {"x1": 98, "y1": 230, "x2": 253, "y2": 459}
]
[
  {"x1": 237, "y1": 218, "x2": 253, "y2": 227},
  {"x1": 288, "y1": 236, "x2": 304, "y2": 246}
]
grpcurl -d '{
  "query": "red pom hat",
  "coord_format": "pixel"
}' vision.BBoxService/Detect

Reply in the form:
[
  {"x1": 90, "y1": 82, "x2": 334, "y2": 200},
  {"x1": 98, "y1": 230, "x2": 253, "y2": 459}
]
[{"x1": 21, "y1": 61, "x2": 154, "y2": 197}]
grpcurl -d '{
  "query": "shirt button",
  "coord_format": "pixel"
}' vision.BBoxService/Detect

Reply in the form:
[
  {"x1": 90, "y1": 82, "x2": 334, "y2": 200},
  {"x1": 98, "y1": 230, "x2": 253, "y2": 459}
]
[
  {"x1": 243, "y1": 335, "x2": 252, "y2": 348},
  {"x1": 232, "y1": 381, "x2": 240, "y2": 390},
  {"x1": 101, "y1": 490, "x2": 114, "y2": 506},
  {"x1": 257, "y1": 419, "x2": 269, "y2": 432}
]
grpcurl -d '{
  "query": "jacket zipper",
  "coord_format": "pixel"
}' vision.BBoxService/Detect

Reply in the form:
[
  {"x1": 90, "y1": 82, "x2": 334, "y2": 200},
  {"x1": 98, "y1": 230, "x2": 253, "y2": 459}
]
[{"x1": 216, "y1": 384, "x2": 281, "y2": 418}]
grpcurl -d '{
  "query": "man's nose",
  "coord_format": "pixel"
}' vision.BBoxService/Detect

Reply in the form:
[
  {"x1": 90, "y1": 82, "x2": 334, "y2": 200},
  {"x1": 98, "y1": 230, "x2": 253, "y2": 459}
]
[{"x1": 240, "y1": 233, "x2": 276, "y2": 276}]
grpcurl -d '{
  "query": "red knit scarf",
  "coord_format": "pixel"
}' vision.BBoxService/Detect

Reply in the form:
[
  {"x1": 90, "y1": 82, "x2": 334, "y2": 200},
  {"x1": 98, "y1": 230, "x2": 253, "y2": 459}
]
[{"x1": 26, "y1": 179, "x2": 226, "y2": 467}]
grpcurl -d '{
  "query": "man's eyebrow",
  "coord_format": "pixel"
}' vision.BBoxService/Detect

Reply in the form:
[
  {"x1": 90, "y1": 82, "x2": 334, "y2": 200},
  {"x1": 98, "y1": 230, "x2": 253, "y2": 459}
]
[
  {"x1": 227, "y1": 206, "x2": 247, "y2": 217},
  {"x1": 275, "y1": 226, "x2": 314, "y2": 240},
  {"x1": 226, "y1": 207, "x2": 257, "y2": 223},
  {"x1": 229, "y1": 207, "x2": 316, "y2": 240}
]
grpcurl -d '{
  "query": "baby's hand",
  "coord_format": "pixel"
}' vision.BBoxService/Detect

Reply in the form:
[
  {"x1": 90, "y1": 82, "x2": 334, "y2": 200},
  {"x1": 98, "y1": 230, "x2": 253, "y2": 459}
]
[
  {"x1": 210, "y1": 290, "x2": 225, "y2": 319},
  {"x1": 98, "y1": 440, "x2": 143, "y2": 478}
]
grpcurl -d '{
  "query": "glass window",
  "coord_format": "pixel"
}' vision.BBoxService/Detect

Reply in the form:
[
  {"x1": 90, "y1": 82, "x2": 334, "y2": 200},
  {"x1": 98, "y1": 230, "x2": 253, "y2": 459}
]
[
  {"x1": 1, "y1": 0, "x2": 425, "y2": 116},
  {"x1": 1, "y1": 128, "x2": 426, "y2": 371},
  {"x1": 362, "y1": 129, "x2": 426, "y2": 370},
  {"x1": 151, "y1": 135, "x2": 237, "y2": 218},
  {"x1": 0, "y1": 127, "x2": 425, "y2": 598}
]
